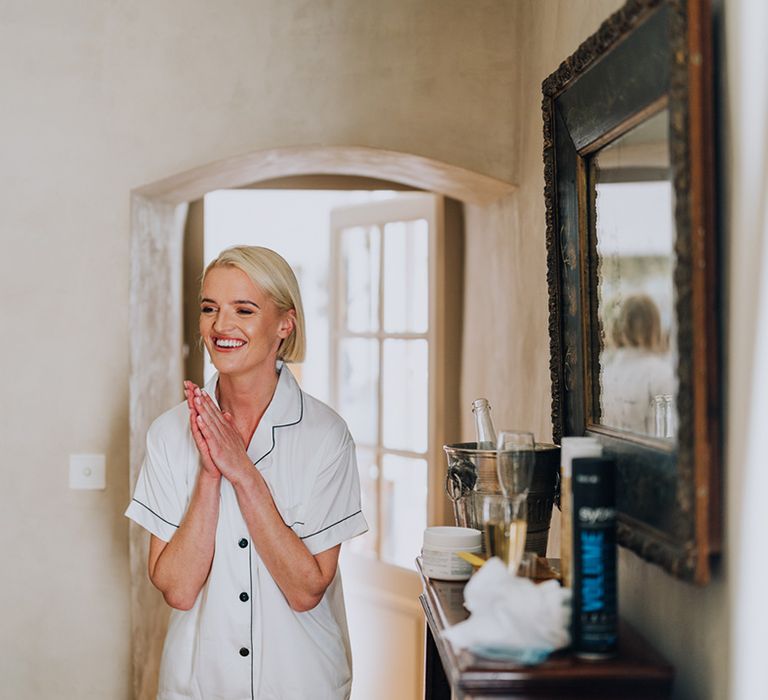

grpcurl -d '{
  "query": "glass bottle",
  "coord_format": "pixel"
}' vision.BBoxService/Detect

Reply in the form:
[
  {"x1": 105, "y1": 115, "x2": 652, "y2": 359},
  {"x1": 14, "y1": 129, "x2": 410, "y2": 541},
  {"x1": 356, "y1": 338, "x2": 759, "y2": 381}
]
[{"x1": 472, "y1": 398, "x2": 497, "y2": 449}]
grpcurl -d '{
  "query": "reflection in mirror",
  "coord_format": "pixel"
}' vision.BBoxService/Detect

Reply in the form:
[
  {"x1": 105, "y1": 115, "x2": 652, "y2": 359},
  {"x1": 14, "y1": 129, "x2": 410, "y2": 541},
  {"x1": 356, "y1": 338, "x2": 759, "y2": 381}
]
[{"x1": 593, "y1": 108, "x2": 678, "y2": 440}]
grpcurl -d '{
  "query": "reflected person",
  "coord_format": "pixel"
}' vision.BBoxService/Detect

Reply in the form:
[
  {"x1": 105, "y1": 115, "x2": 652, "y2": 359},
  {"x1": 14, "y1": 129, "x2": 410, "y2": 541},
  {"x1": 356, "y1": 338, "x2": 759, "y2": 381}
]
[
  {"x1": 125, "y1": 246, "x2": 368, "y2": 699},
  {"x1": 600, "y1": 293, "x2": 675, "y2": 435}
]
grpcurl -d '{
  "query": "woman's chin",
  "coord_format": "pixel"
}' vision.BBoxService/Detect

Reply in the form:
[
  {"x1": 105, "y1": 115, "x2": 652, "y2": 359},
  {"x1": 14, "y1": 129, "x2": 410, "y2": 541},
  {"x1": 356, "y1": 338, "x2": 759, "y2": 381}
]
[
  {"x1": 210, "y1": 355, "x2": 273, "y2": 378},
  {"x1": 210, "y1": 355, "x2": 242, "y2": 375}
]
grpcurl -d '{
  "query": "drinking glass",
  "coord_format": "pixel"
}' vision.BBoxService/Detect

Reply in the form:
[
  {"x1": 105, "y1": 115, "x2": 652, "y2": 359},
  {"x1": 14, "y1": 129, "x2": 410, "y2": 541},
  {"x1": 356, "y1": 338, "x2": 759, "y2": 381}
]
[
  {"x1": 475, "y1": 492, "x2": 528, "y2": 574},
  {"x1": 496, "y1": 430, "x2": 535, "y2": 499}
]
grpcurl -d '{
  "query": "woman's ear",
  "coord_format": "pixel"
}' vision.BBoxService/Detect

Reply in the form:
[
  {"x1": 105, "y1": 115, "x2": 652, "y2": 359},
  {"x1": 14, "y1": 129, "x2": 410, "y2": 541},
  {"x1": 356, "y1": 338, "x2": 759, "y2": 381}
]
[{"x1": 278, "y1": 309, "x2": 296, "y2": 339}]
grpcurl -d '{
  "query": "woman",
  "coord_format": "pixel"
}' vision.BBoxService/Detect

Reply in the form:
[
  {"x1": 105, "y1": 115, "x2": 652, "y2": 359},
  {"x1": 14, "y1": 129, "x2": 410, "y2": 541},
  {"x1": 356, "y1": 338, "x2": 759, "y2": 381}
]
[
  {"x1": 126, "y1": 246, "x2": 368, "y2": 700},
  {"x1": 601, "y1": 293, "x2": 675, "y2": 435}
]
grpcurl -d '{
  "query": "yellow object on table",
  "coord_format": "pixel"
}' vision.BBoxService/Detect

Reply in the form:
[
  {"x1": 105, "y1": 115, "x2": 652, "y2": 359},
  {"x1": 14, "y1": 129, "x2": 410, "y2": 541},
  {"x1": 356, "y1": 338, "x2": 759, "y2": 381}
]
[
  {"x1": 457, "y1": 552, "x2": 562, "y2": 582},
  {"x1": 456, "y1": 551, "x2": 487, "y2": 569}
]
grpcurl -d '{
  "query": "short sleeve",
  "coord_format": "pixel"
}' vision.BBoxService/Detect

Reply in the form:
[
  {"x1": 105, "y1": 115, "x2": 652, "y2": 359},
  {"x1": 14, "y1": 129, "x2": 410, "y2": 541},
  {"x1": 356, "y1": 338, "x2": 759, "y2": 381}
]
[
  {"x1": 124, "y1": 421, "x2": 186, "y2": 542},
  {"x1": 299, "y1": 429, "x2": 369, "y2": 555}
]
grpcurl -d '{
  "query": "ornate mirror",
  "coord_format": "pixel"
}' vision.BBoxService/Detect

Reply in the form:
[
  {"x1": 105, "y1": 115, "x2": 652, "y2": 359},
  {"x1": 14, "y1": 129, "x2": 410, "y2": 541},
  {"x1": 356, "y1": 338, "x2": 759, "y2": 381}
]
[{"x1": 542, "y1": 0, "x2": 719, "y2": 583}]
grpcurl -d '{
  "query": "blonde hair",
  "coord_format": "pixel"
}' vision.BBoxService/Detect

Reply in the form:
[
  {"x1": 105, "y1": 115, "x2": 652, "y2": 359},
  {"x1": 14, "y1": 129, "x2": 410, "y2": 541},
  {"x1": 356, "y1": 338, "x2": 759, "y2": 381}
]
[
  {"x1": 612, "y1": 294, "x2": 662, "y2": 351},
  {"x1": 203, "y1": 246, "x2": 306, "y2": 363}
]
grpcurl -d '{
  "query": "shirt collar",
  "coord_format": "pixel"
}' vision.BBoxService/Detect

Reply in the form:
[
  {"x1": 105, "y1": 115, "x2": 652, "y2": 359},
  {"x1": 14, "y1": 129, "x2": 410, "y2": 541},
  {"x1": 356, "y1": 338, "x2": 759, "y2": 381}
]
[{"x1": 204, "y1": 361, "x2": 304, "y2": 466}]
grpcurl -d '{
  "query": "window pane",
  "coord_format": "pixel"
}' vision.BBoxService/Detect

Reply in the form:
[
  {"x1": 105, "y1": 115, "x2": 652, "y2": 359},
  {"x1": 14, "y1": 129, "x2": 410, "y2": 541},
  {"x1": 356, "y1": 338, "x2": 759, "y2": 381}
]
[
  {"x1": 383, "y1": 219, "x2": 428, "y2": 333},
  {"x1": 338, "y1": 339, "x2": 379, "y2": 446},
  {"x1": 346, "y1": 448, "x2": 378, "y2": 557},
  {"x1": 381, "y1": 455, "x2": 427, "y2": 570},
  {"x1": 382, "y1": 339, "x2": 428, "y2": 452},
  {"x1": 341, "y1": 225, "x2": 380, "y2": 333}
]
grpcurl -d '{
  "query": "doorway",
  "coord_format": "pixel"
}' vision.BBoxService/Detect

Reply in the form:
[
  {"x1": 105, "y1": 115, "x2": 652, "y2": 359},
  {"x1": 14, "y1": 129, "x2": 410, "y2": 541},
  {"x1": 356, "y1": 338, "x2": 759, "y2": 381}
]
[{"x1": 192, "y1": 187, "x2": 450, "y2": 699}]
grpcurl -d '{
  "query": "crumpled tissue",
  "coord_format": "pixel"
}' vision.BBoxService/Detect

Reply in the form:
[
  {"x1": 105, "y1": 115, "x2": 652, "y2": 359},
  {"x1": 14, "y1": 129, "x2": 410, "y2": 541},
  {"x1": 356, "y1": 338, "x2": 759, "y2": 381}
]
[{"x1": 442, "y1": 557, "x2": 571, "y2": 664}]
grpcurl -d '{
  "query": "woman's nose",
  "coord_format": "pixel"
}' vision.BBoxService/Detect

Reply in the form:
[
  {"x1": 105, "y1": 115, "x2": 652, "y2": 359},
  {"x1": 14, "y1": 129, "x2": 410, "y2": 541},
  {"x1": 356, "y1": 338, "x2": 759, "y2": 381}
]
[{"x1": 212, "y1": 310, "x2": 235, "y2": 332}]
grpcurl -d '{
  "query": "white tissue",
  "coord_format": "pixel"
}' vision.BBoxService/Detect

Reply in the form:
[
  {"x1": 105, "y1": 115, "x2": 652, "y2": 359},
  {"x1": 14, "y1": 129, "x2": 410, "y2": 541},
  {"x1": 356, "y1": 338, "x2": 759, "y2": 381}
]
[{"x1": 442, "y1": 557, "x2": 571, "y2": 658}]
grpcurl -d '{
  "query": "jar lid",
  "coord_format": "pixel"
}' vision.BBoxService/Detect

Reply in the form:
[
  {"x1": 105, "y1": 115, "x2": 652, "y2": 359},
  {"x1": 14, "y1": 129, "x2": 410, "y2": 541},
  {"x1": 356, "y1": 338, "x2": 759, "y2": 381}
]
[{"x1": 423, "y1": 526, "x2": 482, "y2": 549}]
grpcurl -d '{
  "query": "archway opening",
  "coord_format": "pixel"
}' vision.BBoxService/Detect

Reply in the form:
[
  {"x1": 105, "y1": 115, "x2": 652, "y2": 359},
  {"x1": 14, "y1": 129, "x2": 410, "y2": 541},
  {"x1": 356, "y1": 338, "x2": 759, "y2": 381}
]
[{"x1": 128, "y1": 146, "x2": 515, "y2": 700}]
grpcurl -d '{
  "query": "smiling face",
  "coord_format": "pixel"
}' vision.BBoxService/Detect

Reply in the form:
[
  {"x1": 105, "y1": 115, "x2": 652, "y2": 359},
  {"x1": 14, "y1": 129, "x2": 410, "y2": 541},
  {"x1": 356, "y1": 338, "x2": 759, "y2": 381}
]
[{"x1": 199, "y1": 265, "x2": 295, "y2": 379}]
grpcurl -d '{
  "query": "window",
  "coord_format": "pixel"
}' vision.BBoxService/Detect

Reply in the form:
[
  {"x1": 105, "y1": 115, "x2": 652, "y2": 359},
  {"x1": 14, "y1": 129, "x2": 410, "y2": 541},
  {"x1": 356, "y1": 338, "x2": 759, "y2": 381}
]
[{"x1": 331, "y1": 194, "x2": 447, "y2": 570}]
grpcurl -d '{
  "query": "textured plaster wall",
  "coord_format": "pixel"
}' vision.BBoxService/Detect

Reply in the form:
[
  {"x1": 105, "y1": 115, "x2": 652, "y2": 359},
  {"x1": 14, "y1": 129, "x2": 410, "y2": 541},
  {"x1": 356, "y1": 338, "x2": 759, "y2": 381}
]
[
  {"x1": 460, "y1": 0, "x2": 626, "y2": 444},
  {"x1": 0, "y1": 2, "x2": 519, "y2": 699},
  {"x1": 460, "y1": 2, "x2": 729, "y2": 699}
]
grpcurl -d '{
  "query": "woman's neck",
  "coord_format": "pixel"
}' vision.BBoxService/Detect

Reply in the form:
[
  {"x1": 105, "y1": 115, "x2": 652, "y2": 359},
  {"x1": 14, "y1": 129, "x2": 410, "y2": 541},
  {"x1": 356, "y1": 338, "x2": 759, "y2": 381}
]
[{"x1": 215, "y1": 363, "x2": 281, "y2": 442}]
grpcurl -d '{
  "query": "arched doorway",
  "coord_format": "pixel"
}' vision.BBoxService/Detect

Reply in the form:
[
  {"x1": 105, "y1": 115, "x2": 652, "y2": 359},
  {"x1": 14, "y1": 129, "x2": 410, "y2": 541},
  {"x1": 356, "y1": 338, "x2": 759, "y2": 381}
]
[{"x1": 128, "y1": 145, "x2": 515, "y2": 700}]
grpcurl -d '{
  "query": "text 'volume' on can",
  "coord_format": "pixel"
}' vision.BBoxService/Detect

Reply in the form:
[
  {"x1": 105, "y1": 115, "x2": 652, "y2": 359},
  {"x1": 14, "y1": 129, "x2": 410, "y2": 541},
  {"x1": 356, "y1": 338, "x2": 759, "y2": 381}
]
[{"x1": 572, "y1": 456, "x2": 617, "y2": 660}]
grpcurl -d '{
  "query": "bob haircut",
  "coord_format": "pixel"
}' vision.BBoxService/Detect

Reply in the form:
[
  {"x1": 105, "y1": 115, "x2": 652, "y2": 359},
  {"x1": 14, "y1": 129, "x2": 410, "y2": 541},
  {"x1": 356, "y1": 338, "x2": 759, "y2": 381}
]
[
  {"x1": 612, "y1": 293, "x2": 662, "y2": 351},
  {"x1": 202, "y1": 246, "x2": 306, "y2": 363}
]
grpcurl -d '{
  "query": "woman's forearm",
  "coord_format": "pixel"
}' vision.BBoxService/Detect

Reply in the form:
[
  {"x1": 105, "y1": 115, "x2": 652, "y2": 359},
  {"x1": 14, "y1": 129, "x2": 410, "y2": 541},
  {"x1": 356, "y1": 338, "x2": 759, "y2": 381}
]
[
  {"x1": 232, "y1": 469, "x2": 337, "y2": 612},
  {"x1": 150, "y1": 472, "x2": 221, "y2": 610}
]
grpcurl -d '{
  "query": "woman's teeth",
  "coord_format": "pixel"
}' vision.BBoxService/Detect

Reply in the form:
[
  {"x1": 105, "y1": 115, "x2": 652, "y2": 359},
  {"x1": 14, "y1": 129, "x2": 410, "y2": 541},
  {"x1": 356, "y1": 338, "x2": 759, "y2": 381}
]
[{"x1": 215, "y1": 338, "x2": 245, "y2": 348}]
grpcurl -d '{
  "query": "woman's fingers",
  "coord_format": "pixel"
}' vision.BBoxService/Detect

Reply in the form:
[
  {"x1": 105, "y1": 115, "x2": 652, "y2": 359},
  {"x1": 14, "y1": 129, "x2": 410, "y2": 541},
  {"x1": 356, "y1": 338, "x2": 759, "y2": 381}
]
[
  {"x1": 189, "y1": 410, "x2": 221, "y2": 477},
  {"x1": 185, "y1": 381, "x2": 203, "y2": 413},
  {"x1": 221, "y1": 412, "x2": 247, "y2": 448},
  {"x1": 198, "y1": 390, "x2": 227, "y2": 426},
  {"x1": 190, "y1": 409, "x2": 209, "y2": 449},
  {"x1": 184, "y1": 382, "x2": 195, "y2": 409},
  {"x1": 195, "y1": 393, "x2": 249, "y2": 461},
  {"x1": 189, "y1": 409, "x2": 211, "y2": 455},
  {"x1": 194, "y1": 394, "x2": 224, "y2": 437},
  {"x1": 196, "y1": 413, "x2": 215, "y2": 440},
  {"x1": 195, "y1": 393, "x2": 237, "y2": 447}
]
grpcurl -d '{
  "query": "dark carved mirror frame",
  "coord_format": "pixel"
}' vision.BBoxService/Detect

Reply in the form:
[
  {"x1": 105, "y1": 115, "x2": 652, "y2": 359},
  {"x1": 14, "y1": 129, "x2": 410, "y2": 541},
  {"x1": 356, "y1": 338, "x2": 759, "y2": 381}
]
[{"x1": 542, "y1": 0, "x2": 719, "y2": 584}]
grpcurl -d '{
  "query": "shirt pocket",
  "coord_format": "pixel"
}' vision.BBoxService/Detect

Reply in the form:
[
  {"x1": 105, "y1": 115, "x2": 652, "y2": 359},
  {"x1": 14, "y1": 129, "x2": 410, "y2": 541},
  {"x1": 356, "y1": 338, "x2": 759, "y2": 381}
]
[{"x1": 261, "y1": 458, "x2": 307, "y2": 532}]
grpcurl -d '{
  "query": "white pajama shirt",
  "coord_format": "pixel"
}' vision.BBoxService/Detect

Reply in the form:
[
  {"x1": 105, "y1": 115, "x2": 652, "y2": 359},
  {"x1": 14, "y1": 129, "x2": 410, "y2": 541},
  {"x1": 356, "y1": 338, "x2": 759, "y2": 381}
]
[{"x1": 125, "y1": 364, "x2": 368, "y2": 700}]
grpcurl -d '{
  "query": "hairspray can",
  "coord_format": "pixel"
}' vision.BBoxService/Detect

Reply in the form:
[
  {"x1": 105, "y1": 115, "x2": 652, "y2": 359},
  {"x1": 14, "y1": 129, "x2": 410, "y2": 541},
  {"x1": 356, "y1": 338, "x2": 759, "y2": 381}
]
[
  {"x1": 559, "y1": 437, "x2": 602, "y2": 588},
  {"x1": 572, "y1": 456, "x2": 617, "y2": 659}
]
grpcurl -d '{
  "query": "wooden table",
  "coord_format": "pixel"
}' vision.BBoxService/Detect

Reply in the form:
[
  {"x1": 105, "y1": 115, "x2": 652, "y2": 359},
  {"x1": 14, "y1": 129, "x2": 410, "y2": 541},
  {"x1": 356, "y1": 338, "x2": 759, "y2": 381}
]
[{"x1": 419, "y1": 562, "x2": 674, "y2": 699}]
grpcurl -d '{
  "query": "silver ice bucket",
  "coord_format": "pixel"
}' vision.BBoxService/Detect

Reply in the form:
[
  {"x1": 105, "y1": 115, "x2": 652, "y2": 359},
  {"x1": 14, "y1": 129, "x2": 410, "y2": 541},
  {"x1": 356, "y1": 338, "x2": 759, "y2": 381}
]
[{"x1": 443, "y1": 442, "x2": 560, "y2": 556}]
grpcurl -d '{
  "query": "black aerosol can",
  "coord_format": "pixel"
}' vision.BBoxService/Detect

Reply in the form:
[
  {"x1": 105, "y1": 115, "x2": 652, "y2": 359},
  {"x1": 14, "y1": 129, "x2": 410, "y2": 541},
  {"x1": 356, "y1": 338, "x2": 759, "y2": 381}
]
[{"x1": 571, "y1": 456, "x2": 617, "y2": 659}]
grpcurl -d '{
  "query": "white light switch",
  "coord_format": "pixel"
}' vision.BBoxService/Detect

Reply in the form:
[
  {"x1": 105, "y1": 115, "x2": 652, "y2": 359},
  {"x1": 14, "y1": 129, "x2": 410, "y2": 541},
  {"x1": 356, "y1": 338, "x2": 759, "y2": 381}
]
[{"x1": 69, "y1": 454, "x2": 106, "y2": 490}]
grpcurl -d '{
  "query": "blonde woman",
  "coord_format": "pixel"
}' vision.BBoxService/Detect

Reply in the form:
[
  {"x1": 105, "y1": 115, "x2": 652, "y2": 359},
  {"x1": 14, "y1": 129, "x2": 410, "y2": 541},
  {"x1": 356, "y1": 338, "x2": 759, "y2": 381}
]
[
  {"x1": 126, "y1": 246, "x2": 368, "y2": 699},
  {"x1": 601, "y1": 293, "x2": 675, "y2": 435}
]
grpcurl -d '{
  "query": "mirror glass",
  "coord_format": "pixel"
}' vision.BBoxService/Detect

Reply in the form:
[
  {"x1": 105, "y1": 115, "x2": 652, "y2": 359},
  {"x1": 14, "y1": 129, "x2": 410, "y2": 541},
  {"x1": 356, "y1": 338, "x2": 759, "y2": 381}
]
[{"x1": 593, "y1": 108, "x2": 678, "y2": 440}]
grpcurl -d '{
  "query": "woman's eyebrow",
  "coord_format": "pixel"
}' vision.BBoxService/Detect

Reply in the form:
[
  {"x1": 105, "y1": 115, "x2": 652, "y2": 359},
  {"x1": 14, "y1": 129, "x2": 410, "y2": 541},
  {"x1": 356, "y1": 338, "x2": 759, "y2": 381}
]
[{"x1": 200, "y1": 297, "x2": 259, "y2": 308}]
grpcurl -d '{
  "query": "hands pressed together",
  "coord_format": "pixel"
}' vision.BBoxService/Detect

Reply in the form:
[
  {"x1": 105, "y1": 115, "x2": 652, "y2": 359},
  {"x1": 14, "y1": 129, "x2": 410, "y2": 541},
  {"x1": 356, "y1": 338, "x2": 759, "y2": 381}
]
[
  {"x1": 183, "y1": 380, "x2": 252, "y2": 484},
  {"x1": 178, "y1": 378, "x2": 340, "y2": 613}
]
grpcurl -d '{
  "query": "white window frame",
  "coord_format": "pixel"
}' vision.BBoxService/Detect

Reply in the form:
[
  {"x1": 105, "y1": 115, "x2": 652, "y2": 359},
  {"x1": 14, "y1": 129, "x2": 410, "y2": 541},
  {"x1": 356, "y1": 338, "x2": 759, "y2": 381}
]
[{"x1": 329, "y1": 193, "x2": 449, "y2": 565}]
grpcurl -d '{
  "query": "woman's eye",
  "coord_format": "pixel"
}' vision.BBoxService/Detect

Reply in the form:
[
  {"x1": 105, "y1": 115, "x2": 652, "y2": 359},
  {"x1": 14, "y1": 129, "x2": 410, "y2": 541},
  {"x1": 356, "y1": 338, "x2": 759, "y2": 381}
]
[
  {"x1": 200, "y1": 306, "x2": 215, "y2": 314},
  {"x1": 237, "y1": 309, "x2": 254, "y2": 316}
]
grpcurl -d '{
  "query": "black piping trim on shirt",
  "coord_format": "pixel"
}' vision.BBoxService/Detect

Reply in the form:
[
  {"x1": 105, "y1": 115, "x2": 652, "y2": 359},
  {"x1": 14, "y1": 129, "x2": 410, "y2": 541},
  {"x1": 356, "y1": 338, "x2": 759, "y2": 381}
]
[
  {"x1": 300, "y1": 510, "x2": 363, "y2": 540},
  {"x1": 131, "y1": 499, "x2": 179, "y2": 529},
  {"x1": 252, "y1": 391, "x2": 304, "y2": 467},
  {"x1": 248, "y1": 542, "x2": 254, "y2": 700}
]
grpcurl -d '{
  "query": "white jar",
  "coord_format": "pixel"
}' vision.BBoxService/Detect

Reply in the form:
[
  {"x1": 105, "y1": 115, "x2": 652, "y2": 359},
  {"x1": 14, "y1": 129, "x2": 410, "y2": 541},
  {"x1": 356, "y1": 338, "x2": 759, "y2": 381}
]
[{"x1": 421, "y1": 526, "x2": 483, "y2": 581}]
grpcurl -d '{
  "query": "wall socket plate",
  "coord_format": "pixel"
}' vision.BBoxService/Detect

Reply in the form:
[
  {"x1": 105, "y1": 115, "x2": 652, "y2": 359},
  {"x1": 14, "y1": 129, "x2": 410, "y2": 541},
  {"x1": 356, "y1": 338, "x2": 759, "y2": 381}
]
[{"x1": 69, "y1": 453, "x2": 106, "y2": 490}]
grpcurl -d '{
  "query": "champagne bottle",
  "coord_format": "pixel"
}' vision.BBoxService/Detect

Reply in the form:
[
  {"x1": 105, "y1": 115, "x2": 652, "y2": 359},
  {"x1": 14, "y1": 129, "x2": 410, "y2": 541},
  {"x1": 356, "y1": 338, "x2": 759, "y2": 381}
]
[{"x1": 472, "y1": 398, "x2": 497, "y2": 449}]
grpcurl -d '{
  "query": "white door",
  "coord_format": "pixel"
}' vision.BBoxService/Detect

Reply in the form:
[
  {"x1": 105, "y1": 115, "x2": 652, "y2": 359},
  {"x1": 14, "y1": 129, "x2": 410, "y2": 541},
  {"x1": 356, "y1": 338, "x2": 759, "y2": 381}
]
[{"x1": 330, "y1": 194, "x2": 446, "y2": 700}]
